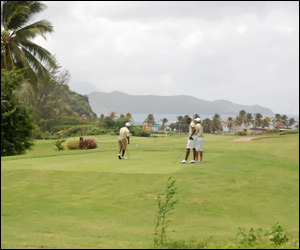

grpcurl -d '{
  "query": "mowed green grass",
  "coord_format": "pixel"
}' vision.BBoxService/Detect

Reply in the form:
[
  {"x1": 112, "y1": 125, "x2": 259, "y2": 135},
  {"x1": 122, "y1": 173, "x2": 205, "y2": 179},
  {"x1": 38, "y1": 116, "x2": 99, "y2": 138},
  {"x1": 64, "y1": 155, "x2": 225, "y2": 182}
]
[{"x1": 1, "y1": 134, "x2": 299, "y2": 249}]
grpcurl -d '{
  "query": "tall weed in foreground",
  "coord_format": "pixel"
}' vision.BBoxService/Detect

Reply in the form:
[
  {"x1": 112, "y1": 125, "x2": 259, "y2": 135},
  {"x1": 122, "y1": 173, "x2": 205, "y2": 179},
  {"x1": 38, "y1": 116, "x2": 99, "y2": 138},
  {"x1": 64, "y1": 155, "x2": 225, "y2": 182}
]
[
  {"x1": 265, "y1": 222, "x2": 289, "y2": 245},
  {"x1": 235, "y1": 227, "x2": 262, "y2": 246},
  {"x1": 154, "y1": 177, "x2": 178, "y2": 247},
  {"x1": 228, "y1": 222, "x2": 293, "y2": 249}
]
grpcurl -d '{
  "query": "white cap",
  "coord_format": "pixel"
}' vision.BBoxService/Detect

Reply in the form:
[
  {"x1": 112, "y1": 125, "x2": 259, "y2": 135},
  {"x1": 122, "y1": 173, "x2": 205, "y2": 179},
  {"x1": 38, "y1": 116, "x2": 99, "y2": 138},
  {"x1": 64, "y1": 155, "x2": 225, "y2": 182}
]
[
  {"x1": 195, "y1": 118, "x2": 201, "y2": 122},
  {"x1": 125, "y1": 122, "x2": 131, "y2": 127}
]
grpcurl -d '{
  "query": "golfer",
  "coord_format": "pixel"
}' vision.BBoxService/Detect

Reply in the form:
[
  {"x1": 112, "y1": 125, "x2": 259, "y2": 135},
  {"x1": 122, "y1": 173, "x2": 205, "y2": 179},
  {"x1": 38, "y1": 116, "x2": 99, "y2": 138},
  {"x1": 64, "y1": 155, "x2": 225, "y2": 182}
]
[
  {"x1": 181, "y1": 117, "x2": 197, "y2": 164},
  {"x1": 194, "y1": 117, "x2": 204, "y2": 162},
  {"x1": 118, "y1": 122, "x2": 130, "y2": 159}
]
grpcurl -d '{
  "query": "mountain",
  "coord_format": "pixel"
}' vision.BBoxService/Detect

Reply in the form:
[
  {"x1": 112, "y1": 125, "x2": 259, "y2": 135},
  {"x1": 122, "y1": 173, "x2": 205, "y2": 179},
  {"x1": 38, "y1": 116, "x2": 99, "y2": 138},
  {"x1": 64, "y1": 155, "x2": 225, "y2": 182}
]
[
  {"x1": 87, "y1": 91, "x2": 274, "y2": 115},
  {"x1": 68, "y1": 81, "x2": 104, "y2": 95}
]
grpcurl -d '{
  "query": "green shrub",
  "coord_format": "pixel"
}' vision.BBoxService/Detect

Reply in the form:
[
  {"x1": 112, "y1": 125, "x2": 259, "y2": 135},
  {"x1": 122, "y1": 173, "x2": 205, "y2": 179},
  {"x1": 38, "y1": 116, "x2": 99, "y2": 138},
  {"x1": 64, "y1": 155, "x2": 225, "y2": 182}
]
[
  {"x1": 50, "y1": 125, "x2": 110, "y2": 137},
  {"x1": 280, "y1": 130, "x2": 299, "y2": 135},
  {"x1": 150, "y1": 130, "x2": 166, "y2": 135},
  {"x1": 66, "y1": 138, "x2": 80, "y2": 150},
  {"x1": 234, "y1": 131, "x2": 247, "y2": 136},
  {"x1": 247, "y1": 129, "x2": 254, "y2": 135},
  {"x1": 131, "y1": 126, "x2": 150, "y2": 137},
  {"x1": 264, "y1": 129, "x2": 279, "y2": 134}
]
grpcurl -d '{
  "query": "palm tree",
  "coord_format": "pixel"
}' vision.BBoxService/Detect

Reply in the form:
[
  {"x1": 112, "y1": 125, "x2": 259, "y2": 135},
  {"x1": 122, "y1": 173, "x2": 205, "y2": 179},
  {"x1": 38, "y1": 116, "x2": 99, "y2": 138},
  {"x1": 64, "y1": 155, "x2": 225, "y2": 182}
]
[
  {"x1": 281, "y1": 115, "x2": 288, "y2": 128},
  {"x1": 262, "y1": 117, "x2": 271, "y2": 129},
  {"x1": 1, "y1": 1, "x2": 57, "y2": 90},
  {"x1": 225, "y1": 117, "x2": 234, "y2": 133},
  {"x1": 125, "y1": 112, "x2": 132, "y2": 120},
  {"x1": 272, "y1": 113, "x2": 282, "y2": 129},
  {"x1": 108, "y1": 111, "x2": 116, "y2": 119},
  {"x1": 244, "y1": 112, "x2": 253, "y2": 130},
  {"x1": 288, "y1": 118, "x2": 295, "y2": 128},
  {"x1": 161, "y1": 118, "x2": 168, "y2": 130},
  {"x1": 143, "y1": 114, "x2": 155, "y2": 126},
  {"x1": 253, "y1": 113, "x2": 263, "y2": 128},
  {"x1": 212, "y1": 113, "x2": 222, "y2": 133},
  {"x1": 233, "y1": 115, "x2": 243, "y2": 132}
]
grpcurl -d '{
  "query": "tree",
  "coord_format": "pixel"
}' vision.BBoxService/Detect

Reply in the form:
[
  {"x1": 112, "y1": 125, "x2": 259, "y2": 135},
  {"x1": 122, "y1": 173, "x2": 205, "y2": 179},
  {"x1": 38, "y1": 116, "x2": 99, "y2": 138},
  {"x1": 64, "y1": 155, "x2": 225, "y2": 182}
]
[
  {"x1": 125, "y1": 112, "x2": 132, "y2": 120},
  {"x1": 262, "y1": 117, "x2": 270, "y2": 128},
  {"x1": 19, "y1": 66, "x2": 70, "y2": 132},
  {"x1": 143, "y1": 114, "x2": 155, "y2": 126},
  {"x1": 1, "y1": 68, "x2": 35, "y2": 156},
  {"x1": 288, "y1": 118, "x2": 295, "y2": 128},
  {"x1": 1, "y1": 1, "x2": 57, "y2": 90},
  {"x1": 253, "y1": 113, "x2": 263, "y2": 128},
  {"x1": 272, "y1": 113, "x2": 283, "y2": 129},
  {"x1": 281, "y1": 115, "x2": 288, "y2": 128},
  {"x1": 212, "y1": 113, "x2": 222, "y2": 133},
  {"x1": 108, "y1": 111, "x2": 116, "y2": 120},
  {"x1": 264, "y1": 116, "x2": 271, "y2": 129},
  {"x1": 169, "y1": 115, "x2": 190, "y2": 133},
  {"x1": 161, "y1": 118, "x2": 168, "y2": 130},
  {"x1": 239, "y1": 110, "x2": 246, "y2": 118},
  {"x1": 202, "y1": 118, "x2": 212, "y2": 133},
  {"x1": 115, "y1": 116, "x2": 130, "y2": 129},
  {"x1": 102, "y1": 116, "x2": 115, "y2": 128},
  {"x1": 225, "y1": 117, "x2": 234, "y2": 133},
  {"x1": 244, "y1": 112, "x2": 253, "y2": 129}
]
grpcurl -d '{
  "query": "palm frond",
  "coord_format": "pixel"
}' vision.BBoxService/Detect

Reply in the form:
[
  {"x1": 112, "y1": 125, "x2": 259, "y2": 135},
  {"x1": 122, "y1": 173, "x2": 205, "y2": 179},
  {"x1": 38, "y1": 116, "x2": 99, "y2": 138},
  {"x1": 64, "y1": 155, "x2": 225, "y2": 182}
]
[
  {"x1": 10, "y1": 41, "x2": 38, "y2": 89},
  {"x1": 15, "y1": 20, "x2": 54, "y2": 39},
  {"x1": 5, "y1": 4, "x2": 31, "y2": 30},
  {"x1": 22, "y1": 47, "x2": 50, "y2": 82},
  {"x1": 2, "y1": 1, "x2": 46, "y2": 30},
  {"x1": 20, "y1": 40, "x2": 57, "y2": 69}
]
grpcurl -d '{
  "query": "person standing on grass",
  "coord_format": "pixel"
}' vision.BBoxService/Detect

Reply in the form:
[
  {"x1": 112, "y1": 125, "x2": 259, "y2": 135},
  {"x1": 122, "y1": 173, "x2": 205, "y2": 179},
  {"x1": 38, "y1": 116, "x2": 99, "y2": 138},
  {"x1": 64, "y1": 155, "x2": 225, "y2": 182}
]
[
  {"x1": 118, "y1": 122, "x2": 131, "y2": 159},
  {"x1": 195, "y1": 117, "x2": 204, "y2": 162},
  {"x1": 181, "y1": 117, "x2": 197, "y2": 164}
]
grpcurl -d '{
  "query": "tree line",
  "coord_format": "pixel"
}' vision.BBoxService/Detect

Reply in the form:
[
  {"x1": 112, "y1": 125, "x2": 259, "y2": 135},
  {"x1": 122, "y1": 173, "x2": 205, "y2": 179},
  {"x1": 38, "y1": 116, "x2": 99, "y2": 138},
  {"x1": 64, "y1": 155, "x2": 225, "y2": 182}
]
[{"x1": 168, "y1": 111, "x2": 298, "y2": 134}]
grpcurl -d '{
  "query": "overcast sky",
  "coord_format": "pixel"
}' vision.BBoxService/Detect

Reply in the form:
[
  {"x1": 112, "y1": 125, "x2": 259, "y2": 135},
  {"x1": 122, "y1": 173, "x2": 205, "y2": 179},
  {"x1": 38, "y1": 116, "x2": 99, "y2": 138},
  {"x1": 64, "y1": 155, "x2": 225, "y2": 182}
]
[{"x1": 33, "y1": 1, "x2": 299, "y2": 115}]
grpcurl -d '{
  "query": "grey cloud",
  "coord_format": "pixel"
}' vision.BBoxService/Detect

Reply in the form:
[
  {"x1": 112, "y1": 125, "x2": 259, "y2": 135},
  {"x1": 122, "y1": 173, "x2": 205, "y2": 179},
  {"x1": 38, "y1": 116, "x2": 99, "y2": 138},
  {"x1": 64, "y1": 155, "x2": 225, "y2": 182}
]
[{"x1": 32, "y1": 1, "x2": 299, "y2": 114}]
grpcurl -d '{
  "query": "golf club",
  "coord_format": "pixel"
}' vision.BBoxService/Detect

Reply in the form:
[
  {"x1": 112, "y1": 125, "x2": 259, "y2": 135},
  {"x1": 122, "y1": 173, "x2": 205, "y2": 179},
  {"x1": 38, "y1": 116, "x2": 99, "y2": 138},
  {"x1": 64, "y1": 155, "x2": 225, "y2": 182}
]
[
  {"x1": 173, "y1": 148, "x2": 185, "y2": 164},
  {"x1": 126, "y1": 146, "x2": 131, "y2": 159}
]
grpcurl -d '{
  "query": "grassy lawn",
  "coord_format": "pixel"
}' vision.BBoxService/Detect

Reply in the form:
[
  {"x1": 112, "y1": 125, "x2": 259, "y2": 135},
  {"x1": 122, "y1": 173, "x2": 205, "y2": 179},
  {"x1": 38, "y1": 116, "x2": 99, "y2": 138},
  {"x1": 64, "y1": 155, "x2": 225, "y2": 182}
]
[{"x1": 1, "y1": 133, "x2": 299, "y2": 249}]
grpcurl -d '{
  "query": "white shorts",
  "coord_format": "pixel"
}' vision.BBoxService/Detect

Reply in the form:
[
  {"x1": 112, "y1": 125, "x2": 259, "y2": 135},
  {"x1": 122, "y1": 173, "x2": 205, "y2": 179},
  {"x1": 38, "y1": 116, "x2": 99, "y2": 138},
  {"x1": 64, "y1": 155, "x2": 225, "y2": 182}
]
[
  {"x1": 196, "y1": 137, "x2": 204, "y2": 151},
  {"x1": 186, "y1": 135, "x2": 197, "y2": 149}
]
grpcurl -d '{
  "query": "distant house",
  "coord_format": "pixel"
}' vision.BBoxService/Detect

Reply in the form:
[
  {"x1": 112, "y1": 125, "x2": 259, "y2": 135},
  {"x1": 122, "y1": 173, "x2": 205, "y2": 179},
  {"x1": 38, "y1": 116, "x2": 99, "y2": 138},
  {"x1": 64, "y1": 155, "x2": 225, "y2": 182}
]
[{"x1": 133, "y1": 122, "x2": 161, "y2": 131}]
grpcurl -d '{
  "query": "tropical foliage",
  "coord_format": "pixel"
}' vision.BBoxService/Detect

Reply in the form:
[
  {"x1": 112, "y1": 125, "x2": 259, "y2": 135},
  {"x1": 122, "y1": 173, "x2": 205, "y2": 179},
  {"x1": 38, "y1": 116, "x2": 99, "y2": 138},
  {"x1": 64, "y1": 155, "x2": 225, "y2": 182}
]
[
  {"x1": 19, "y1": 66, "x2": 97, "y2": 133},
  {"x1": 1, "y1": 68, "x2": 35, "y2": 156},
  {"x1": 1, "y1": 1, "x2": 57, "y2": 90},
  {"x1": 144, "y1": 113, "x2": 155, "y2": 126}
]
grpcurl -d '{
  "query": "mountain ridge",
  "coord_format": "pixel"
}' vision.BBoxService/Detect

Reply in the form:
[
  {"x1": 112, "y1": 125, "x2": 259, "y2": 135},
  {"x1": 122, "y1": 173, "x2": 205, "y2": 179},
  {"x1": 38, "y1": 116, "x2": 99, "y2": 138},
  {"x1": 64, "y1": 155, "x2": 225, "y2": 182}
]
[{"x1": 87, "y1": 91, "x2": 274, "y2": 115}]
